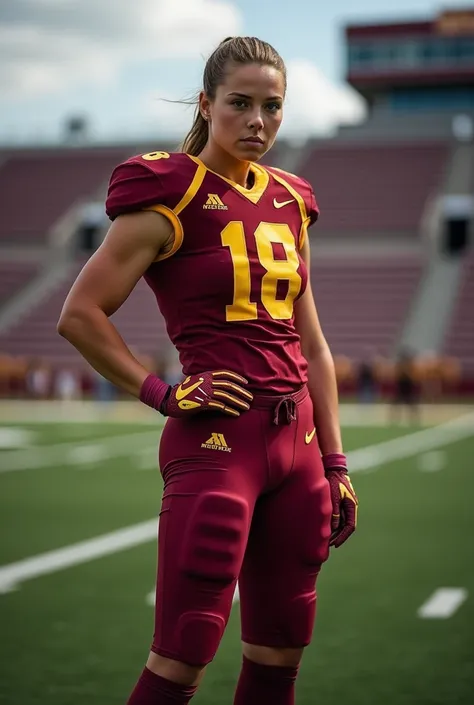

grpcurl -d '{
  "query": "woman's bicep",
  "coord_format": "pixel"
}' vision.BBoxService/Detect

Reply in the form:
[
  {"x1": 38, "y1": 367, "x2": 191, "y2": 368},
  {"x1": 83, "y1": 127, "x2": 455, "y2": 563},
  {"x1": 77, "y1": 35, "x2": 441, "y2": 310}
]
[{"x1": 62, "y1": 211, "x2": 171, "y2": 318}]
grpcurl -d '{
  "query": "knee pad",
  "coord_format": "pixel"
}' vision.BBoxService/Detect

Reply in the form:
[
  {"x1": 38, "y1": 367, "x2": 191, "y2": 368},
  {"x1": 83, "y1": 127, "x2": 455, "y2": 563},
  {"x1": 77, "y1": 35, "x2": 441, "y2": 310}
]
[
  {"x1": 171, "y1": 492, "x2": 248, "y2": 665},
  {"x1": 300, "y1": 480, "x2": 332, "y2": 566},
  {"x1": 180, "y1": 491, "x2": 249, "y2": 583}
]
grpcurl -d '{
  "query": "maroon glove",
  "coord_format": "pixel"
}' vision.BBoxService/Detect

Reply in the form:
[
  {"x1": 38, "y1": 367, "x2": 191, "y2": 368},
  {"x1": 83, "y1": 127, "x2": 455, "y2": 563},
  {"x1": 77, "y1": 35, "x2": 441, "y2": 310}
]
[
  {"x1": 323, "y1": 453, "x2": 358, "y2": 548},
  {"x1": 140, "y1": 370, "x2": 253, "y2": 418}
]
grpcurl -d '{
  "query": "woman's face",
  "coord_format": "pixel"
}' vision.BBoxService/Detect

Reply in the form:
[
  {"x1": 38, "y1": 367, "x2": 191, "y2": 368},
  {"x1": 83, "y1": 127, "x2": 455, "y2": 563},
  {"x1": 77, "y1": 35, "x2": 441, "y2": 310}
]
[{"x1": 201, "y1": 62, "x2": 285, "y2": 162}]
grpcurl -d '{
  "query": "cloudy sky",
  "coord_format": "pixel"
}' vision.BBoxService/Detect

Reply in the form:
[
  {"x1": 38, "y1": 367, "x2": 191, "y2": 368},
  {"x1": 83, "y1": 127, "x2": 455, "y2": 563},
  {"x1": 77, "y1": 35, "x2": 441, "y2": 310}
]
[{"x1": 0, "y1": 0, "x2": 472, "y2": 145}]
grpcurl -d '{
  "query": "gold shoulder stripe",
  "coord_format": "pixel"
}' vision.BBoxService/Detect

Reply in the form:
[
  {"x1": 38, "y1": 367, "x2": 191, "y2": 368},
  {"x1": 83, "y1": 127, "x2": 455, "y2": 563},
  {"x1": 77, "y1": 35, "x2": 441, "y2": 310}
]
[
  {"x1": 269, "y1": 170, "x2": 309, "y2": 250},
  {"x1": 143, "y1": 159, "x2": 206, "y2": 261},
  {"x1": 299, "y1": 220, "x2": 310, "y2": 250},
  {"x1": 174, "y1": 161, "x2": 207, "y2": 215},
  {"x1": 144, "y1": 204, "x2": 184, "y2": 262}
]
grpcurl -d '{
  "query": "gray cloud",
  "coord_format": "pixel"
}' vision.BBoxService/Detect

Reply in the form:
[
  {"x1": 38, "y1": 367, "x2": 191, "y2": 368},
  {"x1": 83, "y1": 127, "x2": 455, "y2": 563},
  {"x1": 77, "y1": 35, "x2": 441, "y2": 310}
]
[{"x1": 0, "y1": 0, "x2": 242, "y2": 97}]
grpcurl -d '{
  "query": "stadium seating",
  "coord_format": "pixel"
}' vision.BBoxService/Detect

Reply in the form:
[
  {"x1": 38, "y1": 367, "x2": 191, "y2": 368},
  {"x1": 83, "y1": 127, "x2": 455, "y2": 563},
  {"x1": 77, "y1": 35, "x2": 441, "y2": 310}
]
[
  {"x1": 0, "y1": 141, "x2": 470, "y2": 393},
  {"x1": 299, "y1": 141, "x2": 449, "y2": 236},
  {"x1": 443, "y1": 254, "x2": 474, "y2": 374},
  {"x1": 0, "y1": 252, "x2": 422, "y2": 371},
  {"x1": 311, "y1": 254, "x2": 423, "y2": 360},
  {"x1": 0, "y1": 260, "x2": 39, "y2": 307},
  {"x1": 0, "y1": 260, "x2": 166, "y2": 368},
  {"x1": 0, "y1": 148, "x2": 129, "y2": 244}
]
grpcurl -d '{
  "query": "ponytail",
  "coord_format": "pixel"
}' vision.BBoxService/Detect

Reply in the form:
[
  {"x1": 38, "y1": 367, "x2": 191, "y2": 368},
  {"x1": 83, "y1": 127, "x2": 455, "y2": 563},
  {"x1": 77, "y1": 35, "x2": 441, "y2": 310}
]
[{"x1": 180, "y1": 107, "x2": 209, "y2": 157}]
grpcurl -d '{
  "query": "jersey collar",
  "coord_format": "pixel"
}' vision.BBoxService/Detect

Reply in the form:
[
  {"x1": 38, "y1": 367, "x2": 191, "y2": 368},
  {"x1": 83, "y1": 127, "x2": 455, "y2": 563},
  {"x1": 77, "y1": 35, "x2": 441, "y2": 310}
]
[{"x1": 187, "y1": 155, "x2": 269, "y2": 205}]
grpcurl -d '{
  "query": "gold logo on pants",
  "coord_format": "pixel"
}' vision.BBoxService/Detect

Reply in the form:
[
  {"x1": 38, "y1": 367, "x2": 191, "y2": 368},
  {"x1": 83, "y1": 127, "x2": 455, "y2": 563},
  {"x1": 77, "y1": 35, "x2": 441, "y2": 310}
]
[{"x1": 201, "y1": 433, "x2": 232, "y2": 452}]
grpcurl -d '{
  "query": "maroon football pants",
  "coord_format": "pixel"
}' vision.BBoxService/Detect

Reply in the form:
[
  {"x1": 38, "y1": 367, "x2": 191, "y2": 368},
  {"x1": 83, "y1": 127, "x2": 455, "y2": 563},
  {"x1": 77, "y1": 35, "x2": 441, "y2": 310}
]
[{"x1": 151, "y1": 386, "x2": 332, "y2": 667}]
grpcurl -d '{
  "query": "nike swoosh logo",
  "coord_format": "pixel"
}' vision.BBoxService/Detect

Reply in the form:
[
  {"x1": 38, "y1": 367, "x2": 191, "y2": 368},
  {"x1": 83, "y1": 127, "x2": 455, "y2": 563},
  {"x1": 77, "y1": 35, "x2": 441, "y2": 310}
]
[
  {"x1": 273, "y1": 198, "x2": 294, "y2": 209},
  {"x1": 305, "y1": 428, "x2": 316, "y2": 444},
  {"x1": 175, "y1": 377, "x2": 204, "y2": 401}
]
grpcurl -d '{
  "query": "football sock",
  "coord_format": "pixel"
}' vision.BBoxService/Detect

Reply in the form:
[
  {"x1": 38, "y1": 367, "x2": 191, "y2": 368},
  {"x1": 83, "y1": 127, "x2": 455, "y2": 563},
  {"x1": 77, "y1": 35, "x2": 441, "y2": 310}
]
[
  {"x1": 127, "y1": 667, "x2": 197, "y2": 704},
  {"x1": 233, "y1": 655, "x2": 299, "y2": 705}
]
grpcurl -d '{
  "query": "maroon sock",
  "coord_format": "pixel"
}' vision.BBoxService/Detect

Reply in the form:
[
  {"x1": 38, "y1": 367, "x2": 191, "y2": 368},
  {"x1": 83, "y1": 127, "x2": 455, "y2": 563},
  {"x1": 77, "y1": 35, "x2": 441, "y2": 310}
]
[
  {"x1": 127, "y1": 667, "x2": 197, "y2": 704},
  {"x1": 233, "y1": 655, "x2": 299, "y2": 705}
]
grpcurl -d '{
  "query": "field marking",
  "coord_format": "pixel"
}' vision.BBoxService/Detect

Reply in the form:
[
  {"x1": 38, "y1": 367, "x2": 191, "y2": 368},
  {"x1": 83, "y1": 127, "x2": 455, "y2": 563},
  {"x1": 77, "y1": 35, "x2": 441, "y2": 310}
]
[
  {"x1": 418, "y1": 588, "x2": 468, "y2": 618},
  {"x1": 0, "y1": 413, "x2": 473, "y2": 594},
  {"x1": 0, "y1": 428, "x2": 37, "y2": 449},
  {"x1": 0, "y1": 427, "x2": 164, "y2": 473},
  {"x1": 349, "y1": 412, "x2": 474, "y2": 473},
  {"x1": 2, "y1": 410, "x2": 473, "y2": 475},
  {"x1": 418, "y1": 450, "x2": 446, "y2": 473},
  {"x1": 0, "y1": 521, "x2": 157, "y2": 594}
]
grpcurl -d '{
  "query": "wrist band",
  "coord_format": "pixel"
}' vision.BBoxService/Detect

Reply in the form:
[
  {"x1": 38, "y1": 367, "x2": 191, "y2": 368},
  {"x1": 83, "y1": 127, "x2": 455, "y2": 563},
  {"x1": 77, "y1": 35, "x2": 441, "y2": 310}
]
[
  {"x1": 322, "y1": 452, "x2": 347, "y2": 470},
  {"x1": 139, "y1": 374, "x2": 171, "y2": 414}
]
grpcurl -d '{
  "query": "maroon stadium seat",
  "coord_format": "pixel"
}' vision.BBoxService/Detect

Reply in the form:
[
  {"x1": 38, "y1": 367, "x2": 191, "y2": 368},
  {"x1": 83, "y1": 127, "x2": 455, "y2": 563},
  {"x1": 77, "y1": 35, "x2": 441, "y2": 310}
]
[
  {"x1": 0, "y1": 148, "x2": 129, "y2": 244},
  {"x1": 0, "y1": 260, "x2": 39, "y2": 307},
  {"x1": 299, "y1": 142, "x2": 449, "y2": 236}
]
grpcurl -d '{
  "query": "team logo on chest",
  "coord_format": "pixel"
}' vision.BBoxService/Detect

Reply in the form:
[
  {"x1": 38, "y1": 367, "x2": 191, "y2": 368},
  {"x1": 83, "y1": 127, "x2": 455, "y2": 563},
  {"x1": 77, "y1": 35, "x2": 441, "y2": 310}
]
[{"x1": 203, "y1": 194, "x2": 228, "y2": 210}]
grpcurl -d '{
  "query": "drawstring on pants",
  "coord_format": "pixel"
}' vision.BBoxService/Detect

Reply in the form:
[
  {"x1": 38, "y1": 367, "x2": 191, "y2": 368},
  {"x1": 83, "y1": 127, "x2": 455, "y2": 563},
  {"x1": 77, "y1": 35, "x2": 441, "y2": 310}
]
[{"x1": 273, "y1": 396, "x2": 297, "y2": 426}]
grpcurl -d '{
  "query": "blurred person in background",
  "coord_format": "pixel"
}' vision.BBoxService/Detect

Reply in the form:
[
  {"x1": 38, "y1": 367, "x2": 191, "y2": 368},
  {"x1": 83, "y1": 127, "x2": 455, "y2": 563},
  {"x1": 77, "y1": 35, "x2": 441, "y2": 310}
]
[
  {"x1": 54, "y1": 366, "x2": 81, "y2": 402},
  {"x1": 356, "y1": 346, "x2": 379, "y2": 405},
  {"x1": 77, "y1": 200, "x2": 108, "y2": 252},
  {"x1": 390, "y1": 347, "x2": 421, "y2": 425},
  {"x1": 57, "y1": 36, "x2": 358, "y2": 705},
  {"x1": 418, "y1": 350, "x2": 444, "y2": 403},
  {"x1": 25, "y1": 358, "x2": 51, "y2": 400}
]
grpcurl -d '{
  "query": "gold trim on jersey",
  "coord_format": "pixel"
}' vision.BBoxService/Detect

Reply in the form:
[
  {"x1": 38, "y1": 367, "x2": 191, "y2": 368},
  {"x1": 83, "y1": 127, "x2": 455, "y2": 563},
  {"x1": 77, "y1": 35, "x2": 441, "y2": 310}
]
[
  {"x1": 142, "y1": 159, "x2": 206, "y2": 261},
  {"x1": 144, "y1": 204, "x2": 184, "y2": 262},
  {"x1": 298, "y1": 221, "x2": 309, "y2": 250},
  {"x1": 187, "y1": 155, "x2": 269, "y2": 205},
  {"x1": 268, "y1": 169, "x2": 310, "y2": 250},
  {"x1": 174, "y1": 161, "x2": 207, "y2": 215}
]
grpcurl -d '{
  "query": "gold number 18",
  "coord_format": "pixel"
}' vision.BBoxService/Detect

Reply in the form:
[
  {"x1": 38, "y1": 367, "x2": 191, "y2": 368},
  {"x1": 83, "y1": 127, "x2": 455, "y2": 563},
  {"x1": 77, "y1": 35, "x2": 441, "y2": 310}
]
[{"x1": 221, "y1": 221, "x2": 302, "y2": 322}]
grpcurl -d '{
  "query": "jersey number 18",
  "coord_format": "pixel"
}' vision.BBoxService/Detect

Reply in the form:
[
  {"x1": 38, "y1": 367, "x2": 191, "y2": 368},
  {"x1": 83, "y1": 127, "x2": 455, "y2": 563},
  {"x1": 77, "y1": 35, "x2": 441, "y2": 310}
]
[{"x1": 221, "y1": 222, "x2": 302, "y2": 322}]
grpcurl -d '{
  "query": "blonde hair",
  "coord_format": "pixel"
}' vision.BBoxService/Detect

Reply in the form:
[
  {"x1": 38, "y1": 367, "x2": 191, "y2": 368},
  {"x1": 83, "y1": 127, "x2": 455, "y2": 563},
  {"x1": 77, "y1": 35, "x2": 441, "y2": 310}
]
[{"x1": 181, "y1": 36, "x2": 286, "y2": 156}]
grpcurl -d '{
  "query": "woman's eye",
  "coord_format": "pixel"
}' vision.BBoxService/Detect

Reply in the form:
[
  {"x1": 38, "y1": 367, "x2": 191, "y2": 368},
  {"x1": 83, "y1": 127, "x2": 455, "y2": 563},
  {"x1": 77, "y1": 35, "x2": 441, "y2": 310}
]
[
  {"x1": 232, "y1": 100, "x2": 247, "y2": 108},
  {"x1": 266, "y1": 103, "x2": 281, "y2": 112}
]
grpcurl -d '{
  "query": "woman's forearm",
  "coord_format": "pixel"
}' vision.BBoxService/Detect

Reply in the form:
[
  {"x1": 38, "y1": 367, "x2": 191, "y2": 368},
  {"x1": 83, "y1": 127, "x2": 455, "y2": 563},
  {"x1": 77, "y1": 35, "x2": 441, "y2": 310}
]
[
  {"x1": 57, "y1": 306, "x2": 151, "y2": 398},
  {"x1": 305, "y1": 343, "x2": 343, "y2": 455}
]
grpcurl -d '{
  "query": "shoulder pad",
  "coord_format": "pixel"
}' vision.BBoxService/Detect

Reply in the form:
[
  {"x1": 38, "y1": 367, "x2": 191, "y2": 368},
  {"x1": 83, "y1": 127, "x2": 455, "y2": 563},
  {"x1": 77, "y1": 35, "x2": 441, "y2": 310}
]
[{"x1": 105, "y1": 152, "x2": 195, "y2": 220}]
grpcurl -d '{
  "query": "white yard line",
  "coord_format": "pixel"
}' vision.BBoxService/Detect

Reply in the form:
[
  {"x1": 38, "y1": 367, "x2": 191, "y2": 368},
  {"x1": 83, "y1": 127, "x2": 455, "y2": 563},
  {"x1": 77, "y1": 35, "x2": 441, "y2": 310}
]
[
  {"x1": 0, "y1": 413, "x2": 473, "y2": 594},
  {"x1": 0, "y1": 521, "x2": 158, "y2": 594},
  {"x1": 418, "y1": 588, "x2": 468, "y2": 618},
  {"x1": 349, "y1": 412, "x2": 474, "y2": 473},
  {"x1": 0, "y1": 427, "x2": 164, "y2": 473},
  {"x1": 418, "y1": 450, "x2": 447, "y2": 473}
]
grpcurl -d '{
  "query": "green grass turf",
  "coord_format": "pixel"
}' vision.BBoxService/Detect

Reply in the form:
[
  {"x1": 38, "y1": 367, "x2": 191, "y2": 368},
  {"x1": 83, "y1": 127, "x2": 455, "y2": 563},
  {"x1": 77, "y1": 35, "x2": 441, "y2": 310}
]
[{"x1": 0, "y1": 421, "x2": 473, "y2": 704}]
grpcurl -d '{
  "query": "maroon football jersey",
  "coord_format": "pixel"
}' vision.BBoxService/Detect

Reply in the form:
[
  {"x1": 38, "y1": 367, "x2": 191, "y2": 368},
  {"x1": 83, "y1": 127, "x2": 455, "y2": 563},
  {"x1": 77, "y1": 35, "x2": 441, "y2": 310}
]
[{"x1": 106, "y1": 151, "x2": 319, "y2": 395}]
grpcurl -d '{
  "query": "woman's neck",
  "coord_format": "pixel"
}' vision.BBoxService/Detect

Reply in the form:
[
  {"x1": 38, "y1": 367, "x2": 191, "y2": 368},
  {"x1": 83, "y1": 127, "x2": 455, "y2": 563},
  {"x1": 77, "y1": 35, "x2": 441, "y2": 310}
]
[{"x1": 197, "y1": 144, "x2": 253, "y2": 189}]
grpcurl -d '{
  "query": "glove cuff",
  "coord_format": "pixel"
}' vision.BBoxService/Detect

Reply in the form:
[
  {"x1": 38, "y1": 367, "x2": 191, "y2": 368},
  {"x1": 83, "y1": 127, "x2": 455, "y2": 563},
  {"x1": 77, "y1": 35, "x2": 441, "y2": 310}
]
[
  {"x1": 139, "y1": 374, "x2": 171, "y2": 415},
  {"x1": 322, "y1": 452, "x2": 347, "y2": 471}
]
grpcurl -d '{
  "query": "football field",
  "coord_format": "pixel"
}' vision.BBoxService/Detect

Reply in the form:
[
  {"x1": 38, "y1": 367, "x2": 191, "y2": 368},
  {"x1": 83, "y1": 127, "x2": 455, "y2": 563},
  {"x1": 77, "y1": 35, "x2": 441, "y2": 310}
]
[{"x1": 1, "y1": 404, "x2": 473, "y2": 705}]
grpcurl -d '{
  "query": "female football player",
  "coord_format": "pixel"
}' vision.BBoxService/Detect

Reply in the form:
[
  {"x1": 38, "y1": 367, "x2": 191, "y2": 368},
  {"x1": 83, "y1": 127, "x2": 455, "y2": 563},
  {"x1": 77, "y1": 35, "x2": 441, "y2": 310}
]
[{"x1": 58, "y1": 36, "x2": 358, "y2": 705}]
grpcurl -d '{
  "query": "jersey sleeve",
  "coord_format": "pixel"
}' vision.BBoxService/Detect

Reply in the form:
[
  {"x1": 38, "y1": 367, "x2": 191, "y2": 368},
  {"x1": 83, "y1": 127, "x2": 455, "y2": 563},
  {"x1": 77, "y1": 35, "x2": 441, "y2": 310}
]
[
  {"x1": 294, "y1": 176, "x2": 319, "y2": 250},
  {"x1": 105, "y1": 152, "x2": 196, "y2": 261},
  {"x1": 306, "y1": 183, "x2": 320, "y2": 227},
  {"x1": 105, "y1": 161, "x2": 165, "y2": 221}
]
